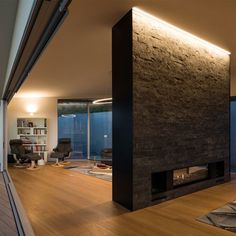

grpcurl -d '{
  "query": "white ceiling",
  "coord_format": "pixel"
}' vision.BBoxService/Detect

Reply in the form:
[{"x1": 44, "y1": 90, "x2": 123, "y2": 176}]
[
  {"x1": 16, "y1": 0, "x2": 236, "y2": 98},
  {"x1": 0, "y1": 0, "x2": 18, "y2": 95}
]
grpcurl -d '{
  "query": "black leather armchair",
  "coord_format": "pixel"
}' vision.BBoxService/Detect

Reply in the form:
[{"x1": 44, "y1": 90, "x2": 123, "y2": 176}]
[
  {"x1": 101, "y1": 148, "x2": 112, "y2": 166},
  {"x1": 9, "y1": 139, "x2": 41, "y2": 170},
  {"x1": 50, "y1": 138, "x2": 72, "y2": 167}
]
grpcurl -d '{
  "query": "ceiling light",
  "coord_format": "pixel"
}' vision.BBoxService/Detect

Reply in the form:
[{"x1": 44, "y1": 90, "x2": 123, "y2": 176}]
[
  {"x1": 93, "y1": 98, "x2": 112, "y2": 105},
  {"x1": 61, "y1": 114, "x2": 76, "y2": 118},
  {"x1": 133, "y1": 7, "x2": 230, "y2": 55}
]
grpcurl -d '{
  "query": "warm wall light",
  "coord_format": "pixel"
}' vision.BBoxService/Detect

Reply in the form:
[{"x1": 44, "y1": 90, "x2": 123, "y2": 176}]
[
  {"x1": 26, "y1": 104, "x2": 38, "y2": 115},
  {"x1": 133, "y1": 7, "x2": 230, "y2": 55},
  {"x1": 93, "y1": 98, "x2": 112, "y2": 105}
]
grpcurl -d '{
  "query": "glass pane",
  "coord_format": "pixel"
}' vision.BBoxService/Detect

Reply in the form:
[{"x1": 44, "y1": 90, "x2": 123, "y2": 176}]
[
  {"x1": 58, "y1": 102, "x2": 88, "y2": 159},
  {"x1": 90, "y1": 103, "x2": 112, "y2": 159}
]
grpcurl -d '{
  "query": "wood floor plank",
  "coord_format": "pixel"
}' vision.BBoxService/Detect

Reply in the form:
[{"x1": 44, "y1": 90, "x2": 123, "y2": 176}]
[{"x1": 8, "y1": 165, "x2": 236, "y2": 236}]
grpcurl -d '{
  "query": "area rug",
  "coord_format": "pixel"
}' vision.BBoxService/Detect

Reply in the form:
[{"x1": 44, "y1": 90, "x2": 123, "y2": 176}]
[
  {"x1": 197, "y1": 201, "x2": 236, "y2": 233},
  {"x1": 64, "y1": 165, "x2": 112, "y2": 182}
]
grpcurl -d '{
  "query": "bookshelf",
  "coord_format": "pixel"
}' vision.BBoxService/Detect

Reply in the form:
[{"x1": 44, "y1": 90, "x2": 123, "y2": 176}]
[{"x1": 17, "y1": 118, "x2": 48, "y2": 161}]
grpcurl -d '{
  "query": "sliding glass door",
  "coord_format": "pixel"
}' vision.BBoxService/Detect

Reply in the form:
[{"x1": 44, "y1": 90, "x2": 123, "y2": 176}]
[
  {"x1": 90, "y1": 103, "x2": 112, "y2": 158},
  {"x1": 58, "y1": 102, "x2": 88, "y2": 159},
  {"x1": 58, "y1": 100, "x2": 112, "y2": 159}
]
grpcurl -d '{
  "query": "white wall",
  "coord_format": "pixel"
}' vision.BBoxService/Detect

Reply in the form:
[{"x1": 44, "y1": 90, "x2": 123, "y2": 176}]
[{"x1": 7, "y1": 97, "x2": 58, "y2": 155}]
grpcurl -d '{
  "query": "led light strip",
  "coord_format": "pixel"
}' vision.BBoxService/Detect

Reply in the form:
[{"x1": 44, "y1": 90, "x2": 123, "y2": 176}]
[
  {"x1": 133, "y1": 7, "x2": 230, "y2": 55},
  {"x1": 93, "y1": 98, "x2": 112, "y2": 105}
]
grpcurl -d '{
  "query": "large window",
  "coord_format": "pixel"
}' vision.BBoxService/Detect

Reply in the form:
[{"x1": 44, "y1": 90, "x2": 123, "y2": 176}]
[
  {"x1": 90, "y1": 103, "x2": 112, "y2": 158},
  {"x1": 58, "y1": 100, "x2": 112, "y2": 159}
]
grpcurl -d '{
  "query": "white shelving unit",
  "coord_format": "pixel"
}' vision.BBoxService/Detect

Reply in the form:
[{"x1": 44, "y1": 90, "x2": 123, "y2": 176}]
[{"x1": 17, "y1": 118, "x2": 48, "y2": 161}]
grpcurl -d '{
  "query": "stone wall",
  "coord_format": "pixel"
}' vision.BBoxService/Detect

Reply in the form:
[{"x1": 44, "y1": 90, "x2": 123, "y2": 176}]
[{"x1": 112, "y1": 9, "x2": 230, "y2": 210}]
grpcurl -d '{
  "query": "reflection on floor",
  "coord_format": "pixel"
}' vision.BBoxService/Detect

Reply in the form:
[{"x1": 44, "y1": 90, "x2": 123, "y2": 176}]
[{"x1": 8, "y1": 165, "x2": 236, "y2": 236}]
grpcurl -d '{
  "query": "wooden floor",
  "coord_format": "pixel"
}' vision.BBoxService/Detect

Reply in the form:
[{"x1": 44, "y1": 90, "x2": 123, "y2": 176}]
[
  {"x1": 0, "y1": 172, "x2": 18, "y2": 236},
  {"x1": 8, "y1": 164, "x2": 236, "y2": 236}
]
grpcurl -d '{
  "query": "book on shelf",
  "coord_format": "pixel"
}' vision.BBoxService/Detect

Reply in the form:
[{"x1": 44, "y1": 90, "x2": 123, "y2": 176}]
[
  {"x1": 16, "y1": 118, "x2": 47, "y2": 154},
  {"x1": 44, "y1": 118, "x2": 47, "y2": 128}
]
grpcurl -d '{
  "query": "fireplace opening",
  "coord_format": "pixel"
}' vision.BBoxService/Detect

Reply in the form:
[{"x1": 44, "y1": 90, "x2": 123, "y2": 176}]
[
  {"x1": 151, "y1": 161, "x2": 225, "y2": 200},
  {"x1": 173, "y1": 165, "x2": 208, "y2": 187}
]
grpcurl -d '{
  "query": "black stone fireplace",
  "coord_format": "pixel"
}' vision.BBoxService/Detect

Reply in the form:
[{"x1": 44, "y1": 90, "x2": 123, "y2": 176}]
[
  {"x1": 112, "y1": 9, "x2": 230, "y2": 210},
  {"x1": 151, "y1": 161, "x2": 225, "y2": 202}
]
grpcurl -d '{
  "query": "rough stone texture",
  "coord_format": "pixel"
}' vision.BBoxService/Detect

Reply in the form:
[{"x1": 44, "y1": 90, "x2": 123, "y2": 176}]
[{"x1": 132, "y1": 11, "x2": 230, "y2": 210}]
